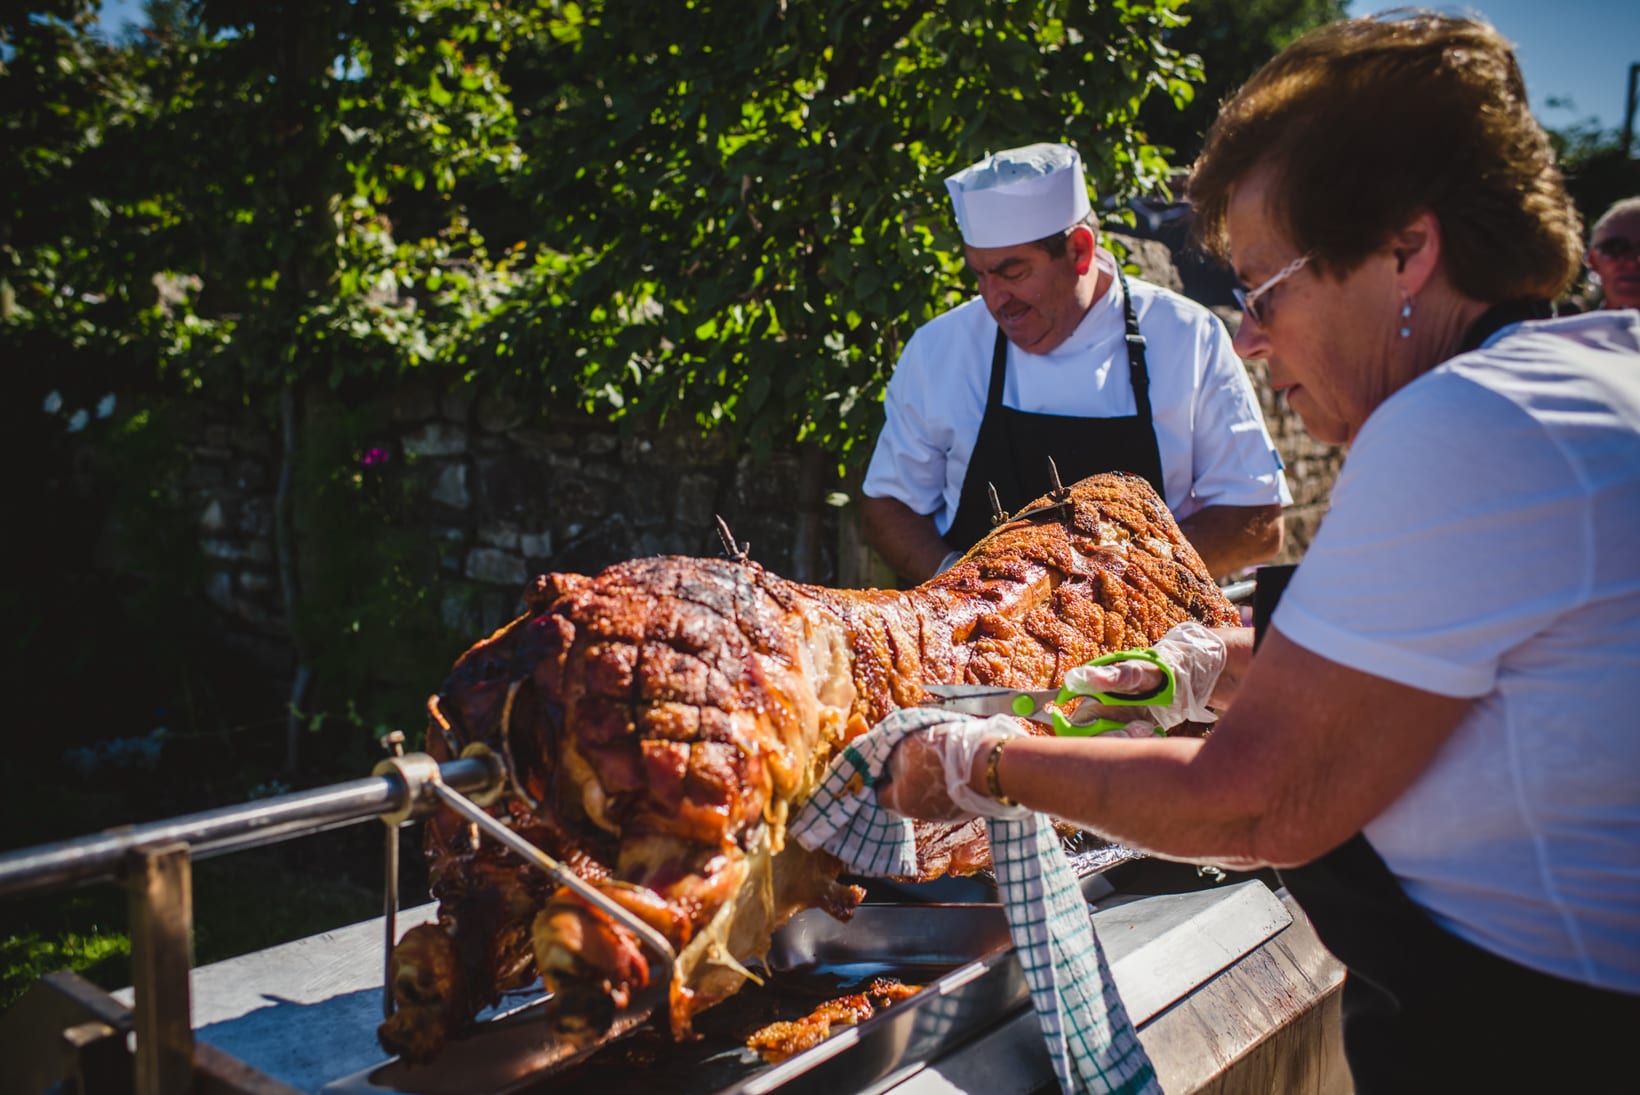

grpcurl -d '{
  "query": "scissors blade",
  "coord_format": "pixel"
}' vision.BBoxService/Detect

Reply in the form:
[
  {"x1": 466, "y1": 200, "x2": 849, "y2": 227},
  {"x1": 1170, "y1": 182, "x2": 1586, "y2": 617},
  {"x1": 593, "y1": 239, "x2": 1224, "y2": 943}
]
[{"x1": 919, "y1": 683, "x2": 1060, "y2": 723}]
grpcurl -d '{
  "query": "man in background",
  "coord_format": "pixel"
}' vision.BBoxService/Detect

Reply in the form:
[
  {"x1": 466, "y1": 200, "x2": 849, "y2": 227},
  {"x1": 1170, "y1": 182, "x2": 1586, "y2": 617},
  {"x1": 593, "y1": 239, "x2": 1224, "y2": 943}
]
[
  {"x1": 862, "y1": 143, "x2": 1288, "y2": 583},
  {"x1": 1588, "y1": 197, "x2": 1640, "y2": 311}
]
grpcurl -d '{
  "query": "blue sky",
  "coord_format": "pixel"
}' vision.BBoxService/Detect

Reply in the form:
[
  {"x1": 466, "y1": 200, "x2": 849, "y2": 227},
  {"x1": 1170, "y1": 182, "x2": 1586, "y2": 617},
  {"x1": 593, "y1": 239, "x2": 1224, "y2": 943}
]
[
  {"x1": 96, "y1": 0, "x2": 1639, "y2": 134},
  {"x1": 1347, "y1": 1, "x2": 1638, "y2": 134}
]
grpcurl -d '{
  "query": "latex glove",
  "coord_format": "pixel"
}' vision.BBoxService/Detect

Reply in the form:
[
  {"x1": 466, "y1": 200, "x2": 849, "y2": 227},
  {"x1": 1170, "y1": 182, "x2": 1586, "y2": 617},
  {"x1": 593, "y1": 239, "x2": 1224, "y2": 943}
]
[
  {"x1": 1060, "y1": 620, "x2": 1227, "y2": 733},
  {"x1": 1059, "y1": 707, "x2": 1166, "y2": 738},
  {"x1": 880, "y1": 713, "x2": 1031, "y2": 822},
  {"x1": 933, "y1": 550, "x2": 964, "y2": 576}
]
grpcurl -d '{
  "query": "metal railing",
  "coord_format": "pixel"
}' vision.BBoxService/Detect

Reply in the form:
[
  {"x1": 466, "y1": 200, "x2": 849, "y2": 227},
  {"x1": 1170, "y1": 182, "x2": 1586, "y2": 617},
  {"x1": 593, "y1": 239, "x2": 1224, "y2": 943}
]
[{"x1": 0, "y1": 751, "x2": 506, "y2": 1095}]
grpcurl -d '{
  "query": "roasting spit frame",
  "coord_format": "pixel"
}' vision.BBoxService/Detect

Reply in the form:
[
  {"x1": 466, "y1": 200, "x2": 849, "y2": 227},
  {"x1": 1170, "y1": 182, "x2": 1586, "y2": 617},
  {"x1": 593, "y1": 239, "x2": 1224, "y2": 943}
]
[
  {"x1": 0, "y1": 578, "x2": 1268, "y2": 1094},
  {"x1": 373, "y1": 743, "x2": 679, "y2": 1071},
  {"x1": 0, "y1": 748, "x2": 512, "y2": 1094}
]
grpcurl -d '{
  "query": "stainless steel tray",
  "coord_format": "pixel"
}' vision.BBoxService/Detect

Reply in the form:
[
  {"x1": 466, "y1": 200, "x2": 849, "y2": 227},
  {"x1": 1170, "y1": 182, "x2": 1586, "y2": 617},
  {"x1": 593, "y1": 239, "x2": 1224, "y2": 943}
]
[
  {"x1": 186, "y1": 877, "x2": 1290, "y2": 1094},
  {"x1": 321, "y1": 881, "x2": 1291, "y2": 1095},
  {"x1": 323, "y1": 902, "x2": 1024, "y2": 1095}
]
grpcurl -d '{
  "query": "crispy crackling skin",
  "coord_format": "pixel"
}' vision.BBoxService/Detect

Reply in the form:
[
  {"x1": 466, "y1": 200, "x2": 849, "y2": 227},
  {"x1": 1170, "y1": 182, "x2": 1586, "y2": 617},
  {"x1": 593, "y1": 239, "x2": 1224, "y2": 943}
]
[{"x1": 379, "y1": 472, "x2": 1235, "y2": 1062}]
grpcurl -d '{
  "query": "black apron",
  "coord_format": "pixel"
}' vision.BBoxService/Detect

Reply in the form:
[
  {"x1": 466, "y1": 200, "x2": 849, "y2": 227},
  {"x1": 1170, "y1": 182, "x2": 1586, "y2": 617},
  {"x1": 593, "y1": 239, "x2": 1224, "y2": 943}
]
[
  {"x1": 941, "y1": 270, "x2": 1166, "y2": 553},
  {"x1": 1267, "y1": 298, "x2": 1640, "y2": 1092}
]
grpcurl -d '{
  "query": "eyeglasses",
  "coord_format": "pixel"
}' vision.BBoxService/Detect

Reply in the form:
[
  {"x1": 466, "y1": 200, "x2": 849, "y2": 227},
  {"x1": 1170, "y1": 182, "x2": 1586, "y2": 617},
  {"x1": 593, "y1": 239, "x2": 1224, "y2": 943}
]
[
  {"x1": 1591, "y1": 237, "x2": 1639, "y2": 262},
  {"x1": 1233, "y1": 253, "x2": 1313, "y2": 327}
]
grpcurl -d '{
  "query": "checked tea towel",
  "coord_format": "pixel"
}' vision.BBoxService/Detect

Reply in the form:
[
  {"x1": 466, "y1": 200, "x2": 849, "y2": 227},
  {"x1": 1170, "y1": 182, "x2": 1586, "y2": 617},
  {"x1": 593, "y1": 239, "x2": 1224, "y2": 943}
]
[{"x1": 789, "y1": 707, "x2": 1161, "y2": 1095}]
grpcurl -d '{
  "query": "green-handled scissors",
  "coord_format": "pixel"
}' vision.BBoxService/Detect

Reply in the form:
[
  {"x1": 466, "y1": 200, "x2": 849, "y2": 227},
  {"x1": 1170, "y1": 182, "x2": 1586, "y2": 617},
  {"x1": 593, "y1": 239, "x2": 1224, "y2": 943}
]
[{"x1": 918, "y1": 647, "x2": 1176, "y2": 737}]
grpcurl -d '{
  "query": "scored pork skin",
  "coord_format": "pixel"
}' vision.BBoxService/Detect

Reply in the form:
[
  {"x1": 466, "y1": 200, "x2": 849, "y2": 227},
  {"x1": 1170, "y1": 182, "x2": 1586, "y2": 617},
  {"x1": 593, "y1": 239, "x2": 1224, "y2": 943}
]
[{"x1": 378, "y1": 471, "x2": 1236, "y2": 1061}]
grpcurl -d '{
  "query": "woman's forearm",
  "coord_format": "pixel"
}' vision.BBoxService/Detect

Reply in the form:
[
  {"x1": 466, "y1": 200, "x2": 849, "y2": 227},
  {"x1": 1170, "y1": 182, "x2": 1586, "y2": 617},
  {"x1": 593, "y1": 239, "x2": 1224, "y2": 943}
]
[
  {"x1": 961, "y1": 629, "x2": 1474, "y2": 869},
  {"x1": 973, "y1": 731, "x2": 1272, "y2": 867}
]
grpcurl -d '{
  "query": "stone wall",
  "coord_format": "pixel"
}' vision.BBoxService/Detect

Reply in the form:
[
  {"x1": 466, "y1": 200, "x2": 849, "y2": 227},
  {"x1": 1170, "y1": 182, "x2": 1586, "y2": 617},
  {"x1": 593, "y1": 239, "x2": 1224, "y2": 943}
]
[
  {"x1": 181, "y1": 380, "x2": 849, "y2": 663},
  {"x1": 185, "y1": 417, "x2": 285, "y2": 669}
]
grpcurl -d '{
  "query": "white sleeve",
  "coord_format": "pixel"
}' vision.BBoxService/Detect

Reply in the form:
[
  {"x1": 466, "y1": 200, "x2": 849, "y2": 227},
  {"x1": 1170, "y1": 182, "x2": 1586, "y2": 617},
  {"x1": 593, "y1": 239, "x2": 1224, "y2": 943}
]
[
  {"x1": 1185, "y1": 315, "x2": 1291, "y2": 509},
  {"x1": 1274, "y1": 373, "x2": 1590, "y2": 697},
  {"x1": 861, "y1": 331, "x2": 952, "y2": 520}
]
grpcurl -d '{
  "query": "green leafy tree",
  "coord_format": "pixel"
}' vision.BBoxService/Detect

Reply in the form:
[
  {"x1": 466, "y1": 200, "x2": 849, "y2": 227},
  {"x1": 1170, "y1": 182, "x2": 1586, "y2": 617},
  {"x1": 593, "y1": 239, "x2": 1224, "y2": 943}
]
[
  {"x1": 3, "y1": 0, "x2": 546, "y2": 772},
  {"x1": 486, "y1": 0, "x2": 1198, "y2": 469},
  {"x1": 4, "y1": 0, "x2": 1198, "y2": 771},
  {"x1": 1546, "y1": 106, "x2": 1640, "y2": 241},
  {"x1": 3, "y1": 4, "x2": 196, "y2": 774},
  {"x1": 1137, "y1": 0, "x2": 1346, "y2": 161}
]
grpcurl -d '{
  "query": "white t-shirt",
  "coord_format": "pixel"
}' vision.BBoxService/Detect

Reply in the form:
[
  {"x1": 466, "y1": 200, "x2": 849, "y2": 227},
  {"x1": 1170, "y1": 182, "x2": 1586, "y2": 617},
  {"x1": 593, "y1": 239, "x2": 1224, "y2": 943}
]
[
  {"x1": 1274, "y1": 309, "x2": 1640, "y2": 993},
  {"x1": 861, "y1": 253, "x2": 1291, "y2": 532}
]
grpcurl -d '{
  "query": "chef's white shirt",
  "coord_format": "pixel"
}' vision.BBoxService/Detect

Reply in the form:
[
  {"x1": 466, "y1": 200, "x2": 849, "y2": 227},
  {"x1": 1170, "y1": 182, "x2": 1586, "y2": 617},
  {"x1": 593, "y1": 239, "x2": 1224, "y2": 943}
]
[{"x1": 862, "y1": 252, "x2": 1291, "y2": 533}]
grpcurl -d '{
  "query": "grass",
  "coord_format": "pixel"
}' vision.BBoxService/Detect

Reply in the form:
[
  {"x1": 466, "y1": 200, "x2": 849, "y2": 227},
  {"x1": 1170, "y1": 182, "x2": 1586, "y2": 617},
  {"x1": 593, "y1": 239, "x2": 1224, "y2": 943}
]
[{"x1": 1, "y1": 921, "x2": 132, "y2": 1006}]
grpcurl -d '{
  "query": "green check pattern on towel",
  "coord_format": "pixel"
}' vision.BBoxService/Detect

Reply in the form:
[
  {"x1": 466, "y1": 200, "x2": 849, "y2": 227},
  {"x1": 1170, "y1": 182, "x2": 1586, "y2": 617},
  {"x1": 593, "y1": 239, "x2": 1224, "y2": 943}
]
[{"x1": 789, "y1": 707, "x2": 1161, "y2": 1095}]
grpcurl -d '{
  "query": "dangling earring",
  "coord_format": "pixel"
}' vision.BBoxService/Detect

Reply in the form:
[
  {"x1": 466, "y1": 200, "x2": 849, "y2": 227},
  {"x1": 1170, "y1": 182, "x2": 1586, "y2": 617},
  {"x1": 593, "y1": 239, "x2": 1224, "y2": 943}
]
[{"x1": 1399, "y1": 294, "x2": 1414, "y2": 339}]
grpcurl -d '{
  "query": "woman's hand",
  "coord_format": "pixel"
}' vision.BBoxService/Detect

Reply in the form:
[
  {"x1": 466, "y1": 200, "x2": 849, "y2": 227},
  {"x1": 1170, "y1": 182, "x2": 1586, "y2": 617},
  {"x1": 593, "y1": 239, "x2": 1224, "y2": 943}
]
[
  {"x1": 879, "y1": 714, "x2": 1031, "y2": 821},
  {"x1": 1060, "y1": 621, "x2": 1229, "y2": 733}
]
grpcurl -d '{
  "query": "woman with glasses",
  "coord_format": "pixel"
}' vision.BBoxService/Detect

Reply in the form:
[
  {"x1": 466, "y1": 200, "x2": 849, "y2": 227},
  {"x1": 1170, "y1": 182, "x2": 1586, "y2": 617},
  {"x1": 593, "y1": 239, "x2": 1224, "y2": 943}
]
[
  {"x1": 1588, "y1": 196, "x2": 1640, "y2": 310},
  {"x1": 875, "y1": 12, "x2": 1640, "y2": 1091}
]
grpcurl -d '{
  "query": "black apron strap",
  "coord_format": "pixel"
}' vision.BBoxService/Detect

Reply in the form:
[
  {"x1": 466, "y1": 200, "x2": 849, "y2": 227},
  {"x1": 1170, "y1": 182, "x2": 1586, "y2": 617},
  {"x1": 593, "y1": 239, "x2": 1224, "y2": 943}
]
[
  {"x1": 987, "y1": 321, "x2": 1009, "y2": 411},
  {"x1": 942, "y1": 271, "x2": 1166, "y2": 553},
  {"x1": 1117, "y1": 268, "x2": 1154, "y2": 434},
  {"x1": 1250, "y1": 563, "x2": 1297, "y2": 651}
]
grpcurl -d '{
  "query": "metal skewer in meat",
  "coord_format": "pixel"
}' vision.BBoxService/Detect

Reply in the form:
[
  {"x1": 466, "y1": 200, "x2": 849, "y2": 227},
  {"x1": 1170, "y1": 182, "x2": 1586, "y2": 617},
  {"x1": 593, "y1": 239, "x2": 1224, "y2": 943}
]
[{"x1": 378, "y1": 471, "x2": 1237, "y2": 1063}]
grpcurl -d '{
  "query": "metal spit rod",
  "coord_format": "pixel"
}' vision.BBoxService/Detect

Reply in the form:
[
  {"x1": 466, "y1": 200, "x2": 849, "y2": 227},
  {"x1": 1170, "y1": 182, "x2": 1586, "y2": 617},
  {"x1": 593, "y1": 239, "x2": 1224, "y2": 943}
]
[
  {"x1": 430, "y1": 779, "x2": 679, "y2": 975},
  {"x1": 0, "y1": 754, "x2": 503, "y2": 901}
]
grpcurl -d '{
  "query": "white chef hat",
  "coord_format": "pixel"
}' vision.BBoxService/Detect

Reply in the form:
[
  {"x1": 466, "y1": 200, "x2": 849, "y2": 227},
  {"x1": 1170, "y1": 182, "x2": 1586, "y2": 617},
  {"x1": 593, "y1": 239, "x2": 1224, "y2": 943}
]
[{"x1": 944, "y1": 143, "x2": 1094, "y2": 249}]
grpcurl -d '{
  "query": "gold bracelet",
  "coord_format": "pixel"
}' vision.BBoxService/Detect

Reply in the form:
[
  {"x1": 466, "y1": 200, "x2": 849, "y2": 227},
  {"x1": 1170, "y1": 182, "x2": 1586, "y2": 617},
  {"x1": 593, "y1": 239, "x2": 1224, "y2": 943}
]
[{"x1": 984, "y1": 737, "x2": 1018, "y2": 807}]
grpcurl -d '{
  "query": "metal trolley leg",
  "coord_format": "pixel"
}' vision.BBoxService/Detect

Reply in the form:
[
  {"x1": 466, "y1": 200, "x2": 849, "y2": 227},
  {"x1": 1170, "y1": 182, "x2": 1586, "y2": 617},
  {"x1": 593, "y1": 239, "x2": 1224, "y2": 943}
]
[{"x1": 128, "y1": 841, "x2": 195, "y2": 1095}]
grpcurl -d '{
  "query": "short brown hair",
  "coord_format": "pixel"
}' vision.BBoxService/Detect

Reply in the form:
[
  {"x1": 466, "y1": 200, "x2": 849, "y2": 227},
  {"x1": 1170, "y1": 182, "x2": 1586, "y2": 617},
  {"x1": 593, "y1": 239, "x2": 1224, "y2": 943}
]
[{"x1": 1188, "y1": 12, "x2": 1583, "y2": 302}]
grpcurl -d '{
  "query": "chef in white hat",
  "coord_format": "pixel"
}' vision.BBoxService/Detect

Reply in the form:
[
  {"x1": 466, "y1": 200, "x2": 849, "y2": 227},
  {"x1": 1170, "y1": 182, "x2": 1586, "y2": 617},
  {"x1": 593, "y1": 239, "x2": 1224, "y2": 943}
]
[{"x1": 861, "y1": 142, "x2": 1290, "y2": 582}]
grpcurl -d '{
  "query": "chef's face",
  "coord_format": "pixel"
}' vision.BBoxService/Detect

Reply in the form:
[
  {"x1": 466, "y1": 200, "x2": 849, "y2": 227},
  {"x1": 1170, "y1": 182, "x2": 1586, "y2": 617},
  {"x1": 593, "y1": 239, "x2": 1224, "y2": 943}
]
[
  {"x1": 1226, "y1": 163, "x2": 1405, "y2": 446},
  {"x1": 965, "y1": 225, "x2": 1098, "y2": 354},
  {"x1": 1589, "y1": 208, "x2": 1640, "y2": 311}
]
